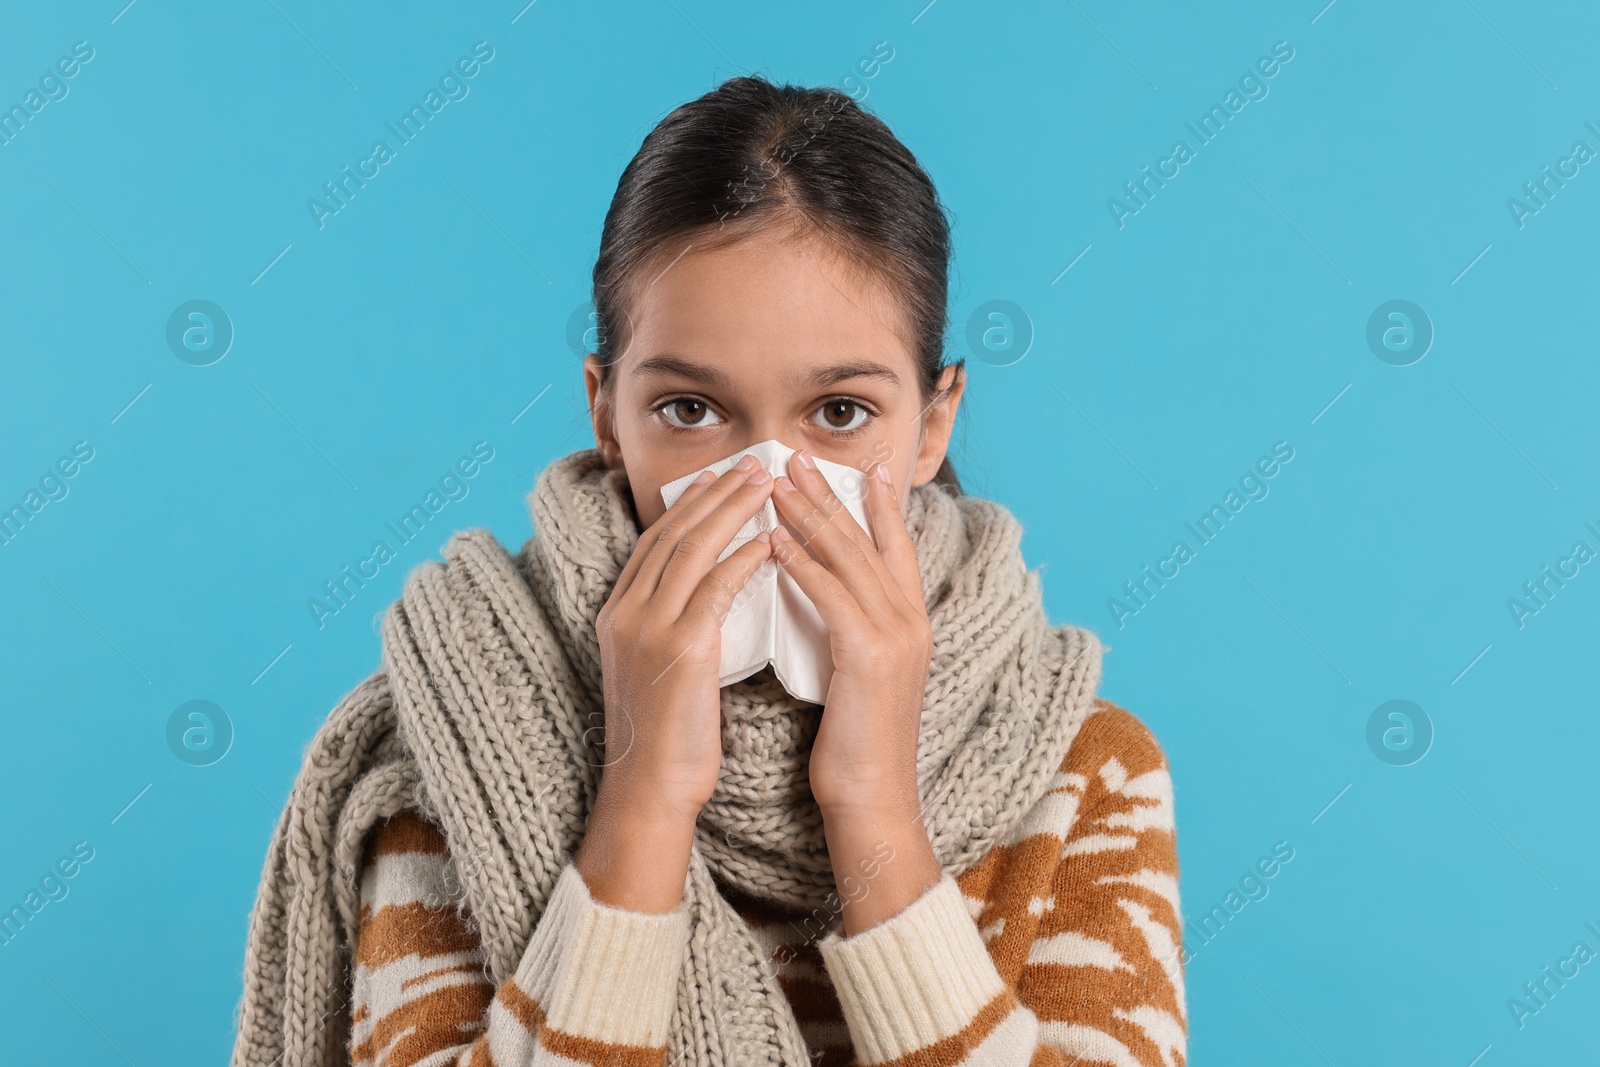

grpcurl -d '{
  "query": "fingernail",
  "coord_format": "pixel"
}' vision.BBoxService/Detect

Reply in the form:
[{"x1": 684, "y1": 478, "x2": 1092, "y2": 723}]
[
  {"x1": 772, "y1": 525, "x2": 792, "y2": 542},
  {"x1": 875, "y1": 462, "x2": 891, "y2": 483},
  {"x1": 755, "y1": 529, "x2": 771, "y2": 543},
  {"x1": 746, "y1": 465, "x2": 770, "y2": 484},
  {"x1": 694, "y1": 469, "x2": 716, "y2": 484},
  {"x1": 793, "y1": 449, "x2": 815, "y2": 470},
  {"x1": 736, "y1": 454, "x2": 760, "y2": 472}
]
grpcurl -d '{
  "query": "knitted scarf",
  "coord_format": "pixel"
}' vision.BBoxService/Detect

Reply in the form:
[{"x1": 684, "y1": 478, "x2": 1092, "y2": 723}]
[{"x1": 229, "y1": 446, "x2": 1103, "y2": 1067}]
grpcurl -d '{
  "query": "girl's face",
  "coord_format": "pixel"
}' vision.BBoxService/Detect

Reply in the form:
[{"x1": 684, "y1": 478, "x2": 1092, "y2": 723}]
[{"x1": 583, "y1": 225, "x2": 964, "y2": 530}]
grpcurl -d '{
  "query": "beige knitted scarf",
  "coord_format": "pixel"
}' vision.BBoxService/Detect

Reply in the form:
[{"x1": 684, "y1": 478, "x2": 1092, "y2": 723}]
[{"x1": 229, "y1": 446, "x2": 1103, "y2": 1067}]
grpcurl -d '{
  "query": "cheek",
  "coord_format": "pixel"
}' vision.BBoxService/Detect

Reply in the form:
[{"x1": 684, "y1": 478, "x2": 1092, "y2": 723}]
[
  {"x1": 880, "y1": 432, "x2": 921, "y2": 490},
  {"x1": 628, "y1": 473, "x2": 667, "y2": 529},
  {"x1": 896, "y1": 480, "x2": 912, "y2": 516},
  {"x1": 633, "y1": 495, "x2": 665, "y2": 527},
  {"x1": 858, "y1": 443, "x2": 912, "y2": 514},
  {"x1": 804, "y1": 414, "x2": 915, "y2": 509}
]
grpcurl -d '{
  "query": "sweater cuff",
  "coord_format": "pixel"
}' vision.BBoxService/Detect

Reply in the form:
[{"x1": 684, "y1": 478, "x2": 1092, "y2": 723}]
[
  {"x1": 817, "y1": 872, "x2": 1009, "y2": 1064},
  {"x1": 513, "y1": 860, "x2": 690, "y2": 1047}
]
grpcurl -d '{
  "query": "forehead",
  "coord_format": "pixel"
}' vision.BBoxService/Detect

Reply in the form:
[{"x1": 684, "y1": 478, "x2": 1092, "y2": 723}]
[{"x1": 617, "y1": 227, "x2": 917, "y2": 385}]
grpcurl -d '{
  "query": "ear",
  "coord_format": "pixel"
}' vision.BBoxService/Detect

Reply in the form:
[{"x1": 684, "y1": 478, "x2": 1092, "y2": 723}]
[
  {"x1": 583, "y1": 353, "x2": 623, "y2": 469},
  {"x1": 911, "y1": 363, "x2": 966, "y2": 487}
]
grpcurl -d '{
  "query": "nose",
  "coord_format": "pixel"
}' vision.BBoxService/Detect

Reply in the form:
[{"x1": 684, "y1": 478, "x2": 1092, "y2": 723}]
[{"x1": 732, "y1": 428, "x2": 803, "y2": 459}]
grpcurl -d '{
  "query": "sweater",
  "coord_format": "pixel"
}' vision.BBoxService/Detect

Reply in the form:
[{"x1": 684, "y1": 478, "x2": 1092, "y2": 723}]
[{"x1": 346, "y1": 699, "x2": 1185, "y2": 1067}]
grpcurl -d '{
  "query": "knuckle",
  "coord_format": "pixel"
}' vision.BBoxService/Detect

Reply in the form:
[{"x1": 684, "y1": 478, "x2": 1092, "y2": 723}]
[
  {"x1": 844, "y1": 539, "x2": 872, "y2": 570},
  {"x1": 673, "y1": 530, "x2": 708, "y2": 559},
  {"x1": 701, "y1": 570, "x2": 735, "y2": 600}
]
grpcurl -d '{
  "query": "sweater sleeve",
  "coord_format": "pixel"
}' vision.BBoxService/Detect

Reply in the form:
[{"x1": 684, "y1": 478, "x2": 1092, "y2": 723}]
[
  {"x1": 348, "y1": 809, "x2": 692, "y2": 1067},
  {"x1": 815, "y1": 705, "x2": 1186, "y2": 1067}
]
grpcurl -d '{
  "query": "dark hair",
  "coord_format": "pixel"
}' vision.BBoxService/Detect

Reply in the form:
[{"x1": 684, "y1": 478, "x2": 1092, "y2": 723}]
[{"x1": 589, "y1": 73, "x2": 964, "y2": 494}]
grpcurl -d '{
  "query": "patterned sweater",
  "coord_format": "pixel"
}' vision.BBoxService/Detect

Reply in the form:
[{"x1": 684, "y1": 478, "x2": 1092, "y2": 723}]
[{"x1": 348, "y1": 700, "x2": 1185, "y2": 1067}]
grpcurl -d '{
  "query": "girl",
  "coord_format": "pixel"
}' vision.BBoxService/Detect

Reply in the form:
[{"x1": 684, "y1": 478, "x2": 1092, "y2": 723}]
[{"x1": 231, "y1": 75, "x2": 1185, "y2": 1067}]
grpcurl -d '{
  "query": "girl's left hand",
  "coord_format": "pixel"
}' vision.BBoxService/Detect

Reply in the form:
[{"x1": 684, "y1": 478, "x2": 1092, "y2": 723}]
[{"x1": 769, "y1": 450, "x2": 931, "y2": 819}]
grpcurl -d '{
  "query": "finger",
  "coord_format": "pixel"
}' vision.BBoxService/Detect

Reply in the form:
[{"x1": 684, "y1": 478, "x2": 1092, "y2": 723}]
[
  {"x1": 768, "y1": 524, "x2": 867, "y2": 637},
  {"x1": 774, "y1": 463, "x2": 902, "y2": 617},
  {"x1": 630, "y1": 461, "x2": 767, "y2": 603},
  {"x1": 784, "y1": 450, "x2": 876, "y2": 551},
  {"x1": 613, "y1": 467, "x2": 717, "y2": 600},
  {"x1": 682, "y1": 529, "x2": 774, "y2": 631},
  {"x1": 653, "y1": 469, "x2": 778, "y2": 616},
  {"x1": 862, "y1": 459, "x2": 923, "y2": 607}
]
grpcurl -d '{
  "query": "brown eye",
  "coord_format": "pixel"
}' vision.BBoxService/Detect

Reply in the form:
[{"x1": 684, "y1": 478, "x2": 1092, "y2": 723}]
[
  {"x1": 657, "y1": 396, "x2": 724, "y2": 430},
  {"x1": 813, "y1": 398, "x2": 870, "y2": 433}
]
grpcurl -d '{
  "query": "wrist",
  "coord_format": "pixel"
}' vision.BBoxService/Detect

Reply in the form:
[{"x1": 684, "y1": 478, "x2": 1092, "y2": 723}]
[
  {"x1": 820, "y1": 809, "x2": 942, "y2": 937},
  {"x1": 597, "y1": 775, "x2": 706, "y2": 829},
  {"x1": 575, "y1": 783, "x2": 698, "y2": 913},
  {"x1": 815, "y1": 775, "x2": 922, "y2": 827}
]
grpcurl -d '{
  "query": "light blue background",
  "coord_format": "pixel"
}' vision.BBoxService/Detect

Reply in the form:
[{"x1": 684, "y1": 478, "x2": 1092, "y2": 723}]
[{"x1": 2, "y1": 1, "x2": 1596, "y2": 1063}]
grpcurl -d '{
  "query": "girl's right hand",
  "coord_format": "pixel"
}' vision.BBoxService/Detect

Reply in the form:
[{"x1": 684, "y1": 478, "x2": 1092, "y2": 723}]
[{"x1": 590, "y1": 453, "x2": 776, "y2": 820}]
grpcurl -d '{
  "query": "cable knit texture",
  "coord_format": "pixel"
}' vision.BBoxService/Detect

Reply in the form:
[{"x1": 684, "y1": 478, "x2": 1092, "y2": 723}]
[
  {"x1": 228, "y1": 446, "x2": 1157, "y2": 1067},
  {"x1": 346, "y1": 703, "x2": 1184, "y2": 1067}
]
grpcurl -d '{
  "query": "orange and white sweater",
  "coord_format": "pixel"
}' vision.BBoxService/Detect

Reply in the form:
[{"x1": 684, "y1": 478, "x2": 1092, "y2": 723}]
[{"x1": 348, "y1": 700, "x2": 1186, "y2": 1067}]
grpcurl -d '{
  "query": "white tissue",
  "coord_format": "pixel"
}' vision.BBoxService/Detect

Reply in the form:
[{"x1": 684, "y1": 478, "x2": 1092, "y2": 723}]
[{"x1": 658, "y1": 438, "x2": 876, "y2": 704}]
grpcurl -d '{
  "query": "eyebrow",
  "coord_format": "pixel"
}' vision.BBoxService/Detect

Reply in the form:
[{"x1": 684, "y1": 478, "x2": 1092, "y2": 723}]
[
  {"x1": 630, "y1": 355, "x2": 733, "y2": 388},
  {"x1": 804, "y1": 359, "x2": 903, "y2": 389},
  {"x1": 631, "y1": 354, "x2": 902, "y2": 390}
]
